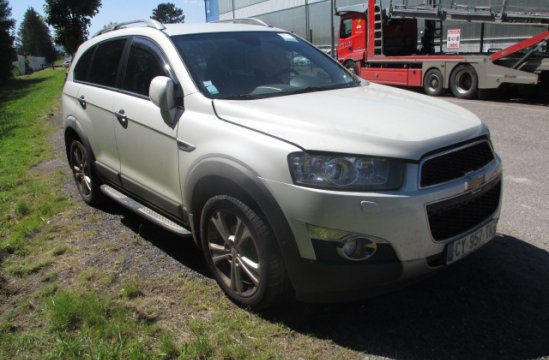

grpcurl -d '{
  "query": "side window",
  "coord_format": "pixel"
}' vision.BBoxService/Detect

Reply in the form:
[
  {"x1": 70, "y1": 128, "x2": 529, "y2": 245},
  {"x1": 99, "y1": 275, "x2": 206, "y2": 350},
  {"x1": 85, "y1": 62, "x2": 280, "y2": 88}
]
[
  {"x1": 340, "y1": 18, "x2": 353, "y2": 39},
  {"x1": 121, "y1": 39, "x2": 169, "y2": 96},
  {"x1": 88, "y1": 39, "x2": 127, "y2": 88},
  {"x1": 74, "y1": 47, "x2": 94, "y2": 82}
]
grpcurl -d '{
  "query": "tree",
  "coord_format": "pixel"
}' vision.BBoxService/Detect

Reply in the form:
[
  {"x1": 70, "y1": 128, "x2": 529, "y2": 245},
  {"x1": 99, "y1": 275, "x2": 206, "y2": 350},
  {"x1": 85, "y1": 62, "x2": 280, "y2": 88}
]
[
  {"x1": 44, "y1": 0, "x2": 102, "y2": 56},
  {"x1": 0, "y1": 0, "x2": 16, "y2": 81},
  {"x1": 18, "y1": 8, "x2": 57, "y2": 63},
  {"x1": 151, "y1": 3, "x2": 185, "y2": 23}
]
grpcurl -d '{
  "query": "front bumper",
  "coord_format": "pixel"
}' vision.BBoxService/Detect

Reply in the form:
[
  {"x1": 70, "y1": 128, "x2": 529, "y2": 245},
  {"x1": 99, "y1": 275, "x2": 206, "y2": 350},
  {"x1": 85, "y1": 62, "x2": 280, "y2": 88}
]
[{"x1": 261, "y1": 156, "x2": 502, "y2": 301}]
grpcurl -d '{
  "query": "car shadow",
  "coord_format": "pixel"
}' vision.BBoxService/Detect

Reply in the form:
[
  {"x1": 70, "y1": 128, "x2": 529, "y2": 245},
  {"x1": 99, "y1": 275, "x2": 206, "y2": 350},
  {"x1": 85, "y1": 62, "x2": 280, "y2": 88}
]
[
  {"x1": 96, "y1": 200, "x2": 211, "y2": 278},
  {"x1": 261, "y1": 234, "x2": 549, "y2": 360},
  {"x1": 0, "y1": 77, "x2": 47, "y2": 103},
  {"x1": 93, "y1": 199, "x2": 549, "y2": 359}
]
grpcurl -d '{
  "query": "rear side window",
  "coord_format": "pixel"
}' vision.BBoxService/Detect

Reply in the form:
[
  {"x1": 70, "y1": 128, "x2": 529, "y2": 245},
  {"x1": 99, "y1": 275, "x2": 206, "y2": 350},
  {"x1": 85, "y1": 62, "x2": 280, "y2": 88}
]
[
  {"x1": 88, "y1": 39, "x2": 127, "y2": 88},
  {"x1": 121, "y1": 39, "x2": 168, "y2": 96},
  {"x1": 74, "y1": 48, "x2": 94, "y2": 82}
]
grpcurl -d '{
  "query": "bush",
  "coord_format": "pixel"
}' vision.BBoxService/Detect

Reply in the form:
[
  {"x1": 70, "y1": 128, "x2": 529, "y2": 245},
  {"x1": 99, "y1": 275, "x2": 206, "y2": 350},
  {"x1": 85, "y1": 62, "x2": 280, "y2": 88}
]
[{"x1": 11, "y1": 65, "x2": 20, "y2": 78}]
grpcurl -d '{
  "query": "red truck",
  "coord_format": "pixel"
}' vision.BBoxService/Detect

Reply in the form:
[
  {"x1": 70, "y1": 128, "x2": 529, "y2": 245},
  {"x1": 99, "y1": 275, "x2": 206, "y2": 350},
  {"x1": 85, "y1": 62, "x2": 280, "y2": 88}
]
[{"x1": 336, "y1": 0, "x2": 549, "y2": 98}]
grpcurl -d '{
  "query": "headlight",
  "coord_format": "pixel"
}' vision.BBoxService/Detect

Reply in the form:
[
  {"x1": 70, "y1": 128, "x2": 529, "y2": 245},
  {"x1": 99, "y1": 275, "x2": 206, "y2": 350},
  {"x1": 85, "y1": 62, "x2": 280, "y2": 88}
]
[{"x1": 288, "y1": 152, "x2": 405, "y2": 191}]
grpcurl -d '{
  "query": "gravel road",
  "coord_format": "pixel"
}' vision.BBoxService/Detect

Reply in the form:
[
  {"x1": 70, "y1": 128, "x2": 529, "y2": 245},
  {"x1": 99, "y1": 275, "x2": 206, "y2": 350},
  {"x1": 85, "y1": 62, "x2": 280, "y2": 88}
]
[{"x1": 56, "y1": 95, "x2": 549, "y2": 359}]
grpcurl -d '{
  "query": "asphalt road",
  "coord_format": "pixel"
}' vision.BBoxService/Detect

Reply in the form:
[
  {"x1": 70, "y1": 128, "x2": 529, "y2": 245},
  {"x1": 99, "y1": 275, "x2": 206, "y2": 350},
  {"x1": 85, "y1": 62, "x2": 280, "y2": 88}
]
[
  {"x1": 264, "y1": 96, "x2": 549, "y2": 360},
  {"x1": 445, "y1": 96, "x2": 549, "y2": 251}
]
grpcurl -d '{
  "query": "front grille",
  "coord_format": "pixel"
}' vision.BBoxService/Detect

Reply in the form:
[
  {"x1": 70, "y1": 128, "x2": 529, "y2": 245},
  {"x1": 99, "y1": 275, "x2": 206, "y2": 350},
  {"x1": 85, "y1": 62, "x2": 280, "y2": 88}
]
[
  {"x1": 427, "y1": 180, "x2": 501, "y2": 241},
  {"x1": 421, "y1": 141, "x2": 495, "y2": 187}
]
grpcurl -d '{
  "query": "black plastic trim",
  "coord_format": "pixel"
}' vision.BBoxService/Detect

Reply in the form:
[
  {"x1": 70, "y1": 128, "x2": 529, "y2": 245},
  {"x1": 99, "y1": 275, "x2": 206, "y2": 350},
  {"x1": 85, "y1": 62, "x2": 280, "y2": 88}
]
[
  {"x1": 120, "y1": 175, "x2": 188, "y2": 225},
  {"x1": 311, "y1": 240, "x2": 399, "y2": 264},
  {"x1": 94, "y1": 161, "x2": 121, "y2": 187}
]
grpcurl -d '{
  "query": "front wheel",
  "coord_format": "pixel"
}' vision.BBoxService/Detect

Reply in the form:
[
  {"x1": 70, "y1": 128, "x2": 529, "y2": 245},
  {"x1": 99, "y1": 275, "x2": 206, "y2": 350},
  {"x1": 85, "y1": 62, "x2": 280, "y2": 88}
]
[
  {"x1": 344, "y1": 60, "x2": 359, "y2": 75},
  {"x1": 200, "y1": 195, "x2": 286, "y2": 310}
]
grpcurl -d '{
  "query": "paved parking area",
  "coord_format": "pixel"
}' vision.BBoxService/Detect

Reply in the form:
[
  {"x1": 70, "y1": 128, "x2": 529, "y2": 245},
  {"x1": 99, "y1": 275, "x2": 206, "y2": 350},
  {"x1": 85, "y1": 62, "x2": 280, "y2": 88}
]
[{"x1": 267, "y1": 96, "x2": 549, "y2": 360}]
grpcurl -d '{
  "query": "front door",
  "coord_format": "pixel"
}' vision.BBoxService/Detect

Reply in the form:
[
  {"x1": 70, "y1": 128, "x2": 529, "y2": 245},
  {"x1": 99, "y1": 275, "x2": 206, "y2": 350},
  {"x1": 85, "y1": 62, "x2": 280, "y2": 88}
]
[{"x1": 113, "y1": 37, "x2": 183, "y2": 219}]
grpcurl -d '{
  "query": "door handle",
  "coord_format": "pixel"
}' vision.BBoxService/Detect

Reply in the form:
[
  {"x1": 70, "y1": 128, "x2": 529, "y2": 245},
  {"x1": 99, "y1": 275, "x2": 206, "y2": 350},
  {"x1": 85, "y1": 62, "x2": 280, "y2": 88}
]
[
  {"x1": 78, "y1": 95, "x2": 86, "y2": 109},
  {"x1": 115, "y1": 109, "x2": 128, "y2": 128}
]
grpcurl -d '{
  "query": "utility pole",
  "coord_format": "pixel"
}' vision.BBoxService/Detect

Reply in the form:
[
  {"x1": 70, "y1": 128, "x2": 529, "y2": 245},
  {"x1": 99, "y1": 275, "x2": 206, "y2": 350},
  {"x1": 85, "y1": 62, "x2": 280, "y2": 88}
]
[
  {"x1": 331, "y1": 0, "x2": 335, "y2": 58},
  {"x1": 305, "y1": 0, "x2": 310, "y2": 41}
]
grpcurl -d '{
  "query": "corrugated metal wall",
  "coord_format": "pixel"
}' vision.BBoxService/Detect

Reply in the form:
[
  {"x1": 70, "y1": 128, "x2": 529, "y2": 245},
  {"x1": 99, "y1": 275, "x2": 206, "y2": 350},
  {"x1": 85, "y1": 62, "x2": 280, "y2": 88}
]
[{"x1": 217, "y1": 0, "x2": 548, "y2": 47}]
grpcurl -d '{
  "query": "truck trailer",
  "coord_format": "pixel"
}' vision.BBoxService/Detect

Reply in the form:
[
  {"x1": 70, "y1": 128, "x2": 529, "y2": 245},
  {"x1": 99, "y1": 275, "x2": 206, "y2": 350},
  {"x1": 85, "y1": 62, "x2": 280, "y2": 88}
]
[{"x1": 336, "y1": 0, "x2": 549, "y2": 98}]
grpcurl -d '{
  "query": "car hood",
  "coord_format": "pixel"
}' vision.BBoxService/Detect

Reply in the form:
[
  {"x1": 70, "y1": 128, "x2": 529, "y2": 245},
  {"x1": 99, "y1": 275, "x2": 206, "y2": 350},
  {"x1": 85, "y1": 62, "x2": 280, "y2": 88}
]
[{"x1": 212, "y1": 83, "x2": 488, "y2": 160}]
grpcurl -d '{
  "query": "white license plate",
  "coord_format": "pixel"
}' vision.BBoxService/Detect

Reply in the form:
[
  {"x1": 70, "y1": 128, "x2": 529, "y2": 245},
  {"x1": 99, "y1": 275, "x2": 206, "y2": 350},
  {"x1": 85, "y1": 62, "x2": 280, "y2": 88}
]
[{"x1": 446, "y1": 220, "x2": 497, "y2": 265}]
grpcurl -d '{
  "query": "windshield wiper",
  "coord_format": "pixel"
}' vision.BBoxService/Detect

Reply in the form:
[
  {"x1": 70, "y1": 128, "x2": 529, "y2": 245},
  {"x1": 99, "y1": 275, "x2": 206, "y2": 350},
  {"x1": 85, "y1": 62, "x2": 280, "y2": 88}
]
[
  {"x1": 220, "y1": 91, "x2": 288, "y2": 100},
  {"x1": 285, "y1": 86, "x2": 329, "y2": 95},
  {"x1": 220, "y1": 94, "x2": 263, "y2": 100},
  {"x1": 286, "y1": 82, "x2": 358, "y2": 96}
]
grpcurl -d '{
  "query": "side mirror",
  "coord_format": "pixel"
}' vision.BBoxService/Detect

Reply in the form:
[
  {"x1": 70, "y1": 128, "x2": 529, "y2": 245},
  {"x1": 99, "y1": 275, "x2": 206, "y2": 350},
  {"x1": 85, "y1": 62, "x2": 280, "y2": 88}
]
[{"x1": 149, "y1": 76, "x2": 177, "y2": 126}]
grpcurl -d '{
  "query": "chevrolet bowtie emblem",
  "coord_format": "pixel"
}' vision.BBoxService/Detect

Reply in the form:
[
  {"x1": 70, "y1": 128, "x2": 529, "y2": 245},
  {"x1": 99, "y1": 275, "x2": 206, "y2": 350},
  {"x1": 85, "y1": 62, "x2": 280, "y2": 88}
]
[{"x1": 466, "y1": 173, "x2": 486, "y2": 192}]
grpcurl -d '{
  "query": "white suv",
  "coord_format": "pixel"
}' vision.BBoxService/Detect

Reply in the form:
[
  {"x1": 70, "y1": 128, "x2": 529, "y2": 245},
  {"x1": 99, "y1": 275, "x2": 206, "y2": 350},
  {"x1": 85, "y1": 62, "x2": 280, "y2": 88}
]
[{"x1": 62, "y1": 19, "x2": 502, "y2": 309}]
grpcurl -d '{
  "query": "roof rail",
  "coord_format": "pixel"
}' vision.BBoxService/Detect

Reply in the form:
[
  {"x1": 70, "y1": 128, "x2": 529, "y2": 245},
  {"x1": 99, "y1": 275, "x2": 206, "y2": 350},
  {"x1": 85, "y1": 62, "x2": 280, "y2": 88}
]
[
  {"x1": 211, "y1": 18, "x2": 269, "y2": 26},
  {"x1": 93, "y1": 19, "x2": 166, "y2": 38}
]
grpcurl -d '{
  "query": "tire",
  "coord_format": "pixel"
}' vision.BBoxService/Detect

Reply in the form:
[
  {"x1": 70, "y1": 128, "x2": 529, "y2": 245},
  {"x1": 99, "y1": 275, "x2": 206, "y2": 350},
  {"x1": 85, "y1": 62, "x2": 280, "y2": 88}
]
[
  {"x1": 200, "y1": 195, "x2": 285, "y2": 310},
  {"x1": 450, "y1": 64, "x2": 478, "y2": 99},
  {"x1": 423, "y1": 68, "x2": 444, "y2": 96},
  {"x1": 68, "y1": 140, "x2": 104, "y2": 206},
  {"x1": 344, "y1": 60, "x2": 359, "y2": 75}
]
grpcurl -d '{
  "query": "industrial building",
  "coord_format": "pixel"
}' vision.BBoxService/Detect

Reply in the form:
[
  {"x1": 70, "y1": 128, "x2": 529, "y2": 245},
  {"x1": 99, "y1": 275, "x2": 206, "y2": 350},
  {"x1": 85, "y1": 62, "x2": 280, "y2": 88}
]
[{"x1": 205, "y1": 0, "x2": 549, "y2": 51}]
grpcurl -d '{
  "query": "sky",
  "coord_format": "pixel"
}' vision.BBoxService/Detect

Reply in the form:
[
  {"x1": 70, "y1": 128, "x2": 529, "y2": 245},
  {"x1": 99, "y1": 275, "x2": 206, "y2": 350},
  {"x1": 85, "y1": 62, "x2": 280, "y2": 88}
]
[{"x1": 10, "y1": 0, "x2": 206, "y2": 38}]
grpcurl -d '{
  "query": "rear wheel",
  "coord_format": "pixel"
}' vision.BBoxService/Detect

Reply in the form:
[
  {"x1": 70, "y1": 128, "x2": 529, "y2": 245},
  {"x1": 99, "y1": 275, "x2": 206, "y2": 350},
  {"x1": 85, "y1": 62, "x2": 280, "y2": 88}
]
[
  {"x1": 69, "y1": 140, "x2": 103, "y2": 206},
  {"x1": 200, "y1": 195, "x2": 285, "y2": 310},
  {"x1": 423, "y1": 68, "x2": 444, "y2": 96},
  {"x1": 450, "y1": 64, "x2": 478, "y2": 99}
]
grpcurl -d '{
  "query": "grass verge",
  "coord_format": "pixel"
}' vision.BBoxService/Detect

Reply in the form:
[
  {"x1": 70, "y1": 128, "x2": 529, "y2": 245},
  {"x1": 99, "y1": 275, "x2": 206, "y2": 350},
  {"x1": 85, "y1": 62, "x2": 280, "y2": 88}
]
[
  {"x1": 0, "y1": 69, "x2": 358, "y2": 360},
  {"x1": 0, "y1": 69, "x2": 70, "y2": 256}
]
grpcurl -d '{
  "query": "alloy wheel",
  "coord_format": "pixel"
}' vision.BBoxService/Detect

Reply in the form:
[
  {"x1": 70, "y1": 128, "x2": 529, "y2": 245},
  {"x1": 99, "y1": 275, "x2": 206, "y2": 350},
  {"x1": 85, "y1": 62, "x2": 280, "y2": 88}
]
[{"x1": 206, "y1": 209, "x2": 261, "y2": 297}]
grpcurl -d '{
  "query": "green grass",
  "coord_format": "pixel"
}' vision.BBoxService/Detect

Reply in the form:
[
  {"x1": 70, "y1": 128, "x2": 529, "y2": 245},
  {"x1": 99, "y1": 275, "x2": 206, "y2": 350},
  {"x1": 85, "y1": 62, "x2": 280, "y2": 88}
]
[
  {"x1": 0, "y1": 69, "x2": 70, "y2": 256},
  {"x1": 1, "y1": 290, "x2": 181, "y2": 359},
  {"x1": 0, "y1": 69, "x2": 358, "y2": 360}
]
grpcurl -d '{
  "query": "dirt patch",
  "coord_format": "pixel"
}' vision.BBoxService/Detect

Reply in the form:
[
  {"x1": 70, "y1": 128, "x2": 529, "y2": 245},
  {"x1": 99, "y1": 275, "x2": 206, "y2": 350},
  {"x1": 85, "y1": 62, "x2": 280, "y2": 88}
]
[{"x1": 0, "y1": 107, "x2": 218, "y2": 340}]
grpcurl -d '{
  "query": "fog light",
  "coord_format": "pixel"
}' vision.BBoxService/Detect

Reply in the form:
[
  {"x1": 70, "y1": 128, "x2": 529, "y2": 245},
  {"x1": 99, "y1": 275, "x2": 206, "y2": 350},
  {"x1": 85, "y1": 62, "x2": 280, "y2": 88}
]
[
  {"x1": 338, "y1": 236, "x2": 377, "y2": 261},
  {"x1": 307, "y1": 224, "x2": 350, "y2": 241}
]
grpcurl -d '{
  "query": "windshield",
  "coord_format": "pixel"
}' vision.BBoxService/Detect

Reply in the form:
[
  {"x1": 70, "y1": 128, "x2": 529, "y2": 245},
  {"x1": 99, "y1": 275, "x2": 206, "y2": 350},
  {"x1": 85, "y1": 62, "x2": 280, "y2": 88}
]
[{"x1": 171, "y1": 31, "x2": 358, "y2": 99}]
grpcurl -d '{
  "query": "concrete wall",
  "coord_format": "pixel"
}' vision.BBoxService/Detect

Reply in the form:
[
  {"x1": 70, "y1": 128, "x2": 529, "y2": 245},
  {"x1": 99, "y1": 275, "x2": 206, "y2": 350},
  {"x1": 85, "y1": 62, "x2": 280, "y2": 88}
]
[{"x1": 16, "y1": 55, "x2": 47, "y2": 75}]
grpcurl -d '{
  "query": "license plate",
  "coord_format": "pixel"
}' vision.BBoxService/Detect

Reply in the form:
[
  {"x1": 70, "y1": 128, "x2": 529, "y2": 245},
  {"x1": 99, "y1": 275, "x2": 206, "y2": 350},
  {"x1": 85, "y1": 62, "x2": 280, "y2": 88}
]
[{"x1": 446, "y1": 220, "x2": 497, "y2": 265}]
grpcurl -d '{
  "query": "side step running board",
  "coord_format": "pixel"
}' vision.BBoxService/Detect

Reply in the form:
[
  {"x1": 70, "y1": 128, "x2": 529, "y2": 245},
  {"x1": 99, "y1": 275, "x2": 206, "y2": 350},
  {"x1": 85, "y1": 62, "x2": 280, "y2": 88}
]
[{"x1": 100, "y1": 184, "x2": 192, "y2": 237}]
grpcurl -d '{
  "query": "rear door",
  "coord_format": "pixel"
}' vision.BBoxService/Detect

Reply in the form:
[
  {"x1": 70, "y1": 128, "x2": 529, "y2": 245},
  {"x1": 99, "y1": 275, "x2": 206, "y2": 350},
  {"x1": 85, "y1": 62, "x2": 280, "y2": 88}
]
[
  {"x1": 113, "y1": 37, "x2": 183, "y2": 218},
  {"x1": 73, "y1": 38, "x2": 128, "y2": 184}
]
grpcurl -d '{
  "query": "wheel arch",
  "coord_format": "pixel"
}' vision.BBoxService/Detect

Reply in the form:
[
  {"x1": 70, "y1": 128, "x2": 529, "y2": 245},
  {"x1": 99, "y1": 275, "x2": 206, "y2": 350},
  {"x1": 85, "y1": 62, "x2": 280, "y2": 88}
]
[
  {"x1": 63, "y1": 117, "x2": 94, "y2": 162},
  {"x1": 185, "y1": 157, "x2": 301, "y2": 289}
]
